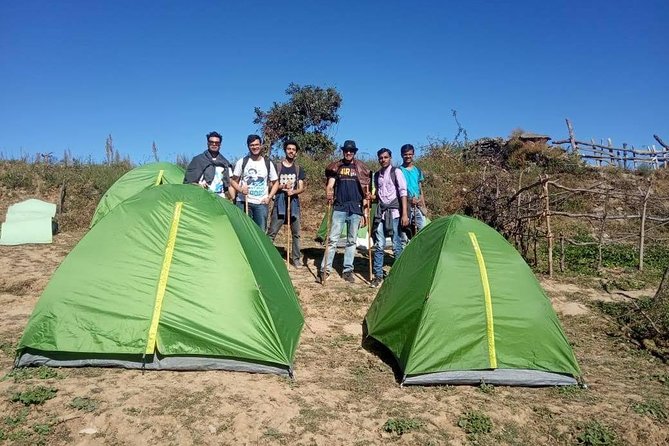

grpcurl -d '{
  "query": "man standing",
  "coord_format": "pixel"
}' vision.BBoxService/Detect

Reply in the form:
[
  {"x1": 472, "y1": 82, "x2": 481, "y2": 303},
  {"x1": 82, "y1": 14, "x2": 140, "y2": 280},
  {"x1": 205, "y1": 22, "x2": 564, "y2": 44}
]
[
  {"x1": 184, "y1": 131, "x2": 235, "y2": 200},
  {"x1": 230, "y1": 135, "x2": 279, "y2": 230},
  {"x1": 370, "y1": 148, "x2": 408, "y2": 288},
  {"x1": 399, "y1": 144, "x2": 427, "y2": 235},
  {"x1": 320, "y1": 140, "x2": 371, "y2": 283},
  {"x1": 268, "y1": 139, "x2": 306, "y2": 267}
]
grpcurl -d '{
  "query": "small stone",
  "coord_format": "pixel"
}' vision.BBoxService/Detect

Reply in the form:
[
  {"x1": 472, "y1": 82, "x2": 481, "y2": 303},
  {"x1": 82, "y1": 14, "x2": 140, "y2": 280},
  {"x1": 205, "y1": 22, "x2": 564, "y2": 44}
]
[
  {"x1": 208, "y1": 425, "x2": 216, "y2": 434},
  {"x1": 79, "y1": 427, "x2": 98, "y2": 435}
]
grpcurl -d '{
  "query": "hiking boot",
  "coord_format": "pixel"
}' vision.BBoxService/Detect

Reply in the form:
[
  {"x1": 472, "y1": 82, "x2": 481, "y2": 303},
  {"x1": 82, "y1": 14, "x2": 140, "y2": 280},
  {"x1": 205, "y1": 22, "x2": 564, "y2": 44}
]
[
  {"x1": 369, "y1": 276, "x2": 383, "y2": 288},
  {"x1": 342, "y1": 272, "x2": 355, "y2": 283}
]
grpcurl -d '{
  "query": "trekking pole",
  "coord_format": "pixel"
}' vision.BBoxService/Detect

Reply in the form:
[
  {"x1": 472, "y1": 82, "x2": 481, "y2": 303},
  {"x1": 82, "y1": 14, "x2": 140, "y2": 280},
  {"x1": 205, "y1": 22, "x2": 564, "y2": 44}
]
[
  {"x1": 244, "y1": 193, "x2": 249, "y2": 216},
  {"x1": 286, "y1": 194, "x2": 291, "y2": 264},
  {"x1": 321, "y1": 201, "x2": 332, "y2": 285},
  {"x1": 412, "y1": 203, "x2": 418, "y2": 237},
  {"x1": 366, "y1": 185, "x2": 373, "y2": 282}
]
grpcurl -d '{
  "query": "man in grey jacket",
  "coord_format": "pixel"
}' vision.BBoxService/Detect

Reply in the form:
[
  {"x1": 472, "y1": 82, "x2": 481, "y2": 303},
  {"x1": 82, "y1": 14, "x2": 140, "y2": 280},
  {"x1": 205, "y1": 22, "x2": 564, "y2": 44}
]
[{"x1": 184, "y1": 131, "x2": 235, "y2": 200}]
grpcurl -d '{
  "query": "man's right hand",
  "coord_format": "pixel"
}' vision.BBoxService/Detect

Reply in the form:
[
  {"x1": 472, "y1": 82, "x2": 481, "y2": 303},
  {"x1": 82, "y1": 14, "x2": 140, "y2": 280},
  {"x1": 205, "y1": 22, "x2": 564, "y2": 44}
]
[{"x1": 241, "y1": 185, "x2": 249, "y2": 195}]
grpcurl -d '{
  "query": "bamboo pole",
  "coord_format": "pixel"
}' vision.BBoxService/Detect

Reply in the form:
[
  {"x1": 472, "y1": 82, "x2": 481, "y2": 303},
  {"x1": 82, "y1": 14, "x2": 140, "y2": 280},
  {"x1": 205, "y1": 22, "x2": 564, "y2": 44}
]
[
  {"x1": 321, "y1": 202, "x2": 332, "y2": 285},
  {"x1": 286, "y1": 194, "x2": 291, "y2": 264},
  {"x1": 366, "y1": 185, "x2": 373, "y2": 282}
]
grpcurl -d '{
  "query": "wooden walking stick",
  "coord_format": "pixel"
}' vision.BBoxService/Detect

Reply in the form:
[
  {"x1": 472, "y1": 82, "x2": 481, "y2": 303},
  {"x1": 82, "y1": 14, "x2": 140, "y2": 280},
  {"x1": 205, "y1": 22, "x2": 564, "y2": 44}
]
[
  {"x1": 366, "y1": 185, "x2": 373, "y2": 282},
  {"x1": 244, "y1": 180, "x2": 249, "y2": 216},
  {"x1": 321, "y1": 201, "x2": 332, "y2": 285},
  {"x1": 286, "y1": 194, "x2": 291, "y2": 264}
]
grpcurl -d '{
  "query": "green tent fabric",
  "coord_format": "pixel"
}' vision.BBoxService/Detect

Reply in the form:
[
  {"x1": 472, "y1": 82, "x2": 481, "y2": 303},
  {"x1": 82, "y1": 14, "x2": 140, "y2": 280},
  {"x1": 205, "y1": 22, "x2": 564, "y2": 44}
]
[
  {"x1": 0, "y1": 199, "x2": 57, "y2": 245},
  {"x1": 18, "y1": 184, "x2": 304, "y2": 376},
  {"x1": 90, "y1": 162, "x2": 185, "y2": 227},
  {"x1": 364, "y1": 214, "x2": 581, "y2": 386}
]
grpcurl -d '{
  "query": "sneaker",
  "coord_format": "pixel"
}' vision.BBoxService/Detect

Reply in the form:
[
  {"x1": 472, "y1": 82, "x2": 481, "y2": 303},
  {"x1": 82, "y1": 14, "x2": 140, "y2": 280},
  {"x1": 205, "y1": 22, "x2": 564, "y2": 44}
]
[
  {"x1": 317, "y1": 272, "x2": 329, "y2": 284},
  {"x1": 291, "y1": 259, "x2": 303, "y2": 268},
  {"x1": 369, "y1": 276, "x2": 383, "y2": 288},
  {"x1": 342, "y1": 272, "x2": 355, "y2": 283}
]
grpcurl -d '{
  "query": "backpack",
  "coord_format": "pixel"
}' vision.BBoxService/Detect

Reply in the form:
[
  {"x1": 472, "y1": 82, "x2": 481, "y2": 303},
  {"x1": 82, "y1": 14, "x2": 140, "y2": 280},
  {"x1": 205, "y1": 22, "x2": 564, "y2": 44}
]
[{"x1": 240, "y1": 155, "x2": 271, "y2": 177}]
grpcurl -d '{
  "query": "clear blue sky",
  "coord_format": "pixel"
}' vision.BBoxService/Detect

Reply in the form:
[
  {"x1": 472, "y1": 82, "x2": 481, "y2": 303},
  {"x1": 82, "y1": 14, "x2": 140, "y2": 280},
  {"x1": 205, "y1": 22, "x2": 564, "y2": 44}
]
[{"x1": 1, "y1": 0, "x2": 667, "y2": 163}]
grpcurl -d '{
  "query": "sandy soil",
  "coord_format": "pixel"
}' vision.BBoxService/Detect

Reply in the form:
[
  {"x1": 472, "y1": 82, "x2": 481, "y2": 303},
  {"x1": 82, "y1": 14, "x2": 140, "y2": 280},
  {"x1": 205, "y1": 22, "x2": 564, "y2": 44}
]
[{"x1": 1, "y1": 229, "x2": 668, "y2": 445}]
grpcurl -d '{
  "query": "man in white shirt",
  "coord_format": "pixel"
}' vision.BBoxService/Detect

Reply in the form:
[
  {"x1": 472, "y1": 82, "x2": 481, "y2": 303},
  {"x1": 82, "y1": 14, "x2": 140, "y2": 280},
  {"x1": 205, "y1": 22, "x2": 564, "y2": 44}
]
[{"x1": 230, "y1": 134, "x2": 279, "y2": 230}]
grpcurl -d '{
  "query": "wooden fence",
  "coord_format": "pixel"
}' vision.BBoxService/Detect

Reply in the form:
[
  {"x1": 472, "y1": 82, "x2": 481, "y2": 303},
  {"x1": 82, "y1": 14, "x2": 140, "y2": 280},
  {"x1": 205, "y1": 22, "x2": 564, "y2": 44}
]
[
  {"x1": 552, "y1": 119, "x2": 669, "y2": 169},
  {"x1": 498, "y1": 174, "x2": 669, "y2": 277}
]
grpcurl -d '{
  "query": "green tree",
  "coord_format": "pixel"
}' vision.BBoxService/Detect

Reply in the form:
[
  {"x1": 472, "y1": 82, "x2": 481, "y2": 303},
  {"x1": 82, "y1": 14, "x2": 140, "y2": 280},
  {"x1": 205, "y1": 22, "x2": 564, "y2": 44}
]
[{"x1": 254, "y1": 83, "x2": 342, "y2": 158}]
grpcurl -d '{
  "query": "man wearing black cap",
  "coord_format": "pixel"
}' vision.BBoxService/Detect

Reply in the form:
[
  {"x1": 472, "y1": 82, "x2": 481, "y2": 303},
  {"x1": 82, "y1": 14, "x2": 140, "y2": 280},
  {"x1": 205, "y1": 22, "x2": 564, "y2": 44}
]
[{"x1": 320, "y1": 140, "x2": 371, "y2": 283}]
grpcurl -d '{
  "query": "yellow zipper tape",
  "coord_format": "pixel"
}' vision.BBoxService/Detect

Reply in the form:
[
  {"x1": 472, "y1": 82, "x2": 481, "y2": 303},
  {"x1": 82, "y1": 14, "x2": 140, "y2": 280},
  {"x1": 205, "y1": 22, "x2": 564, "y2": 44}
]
[
  {"x1": 145, "y1": 201, "x2": 183, "y2": 355},
  {"x1": 154, "y1": 169, "x2": 165, "y2": 186},
  {"x1": 468, "y1": 232, "x2": 497, "y2": 369}
]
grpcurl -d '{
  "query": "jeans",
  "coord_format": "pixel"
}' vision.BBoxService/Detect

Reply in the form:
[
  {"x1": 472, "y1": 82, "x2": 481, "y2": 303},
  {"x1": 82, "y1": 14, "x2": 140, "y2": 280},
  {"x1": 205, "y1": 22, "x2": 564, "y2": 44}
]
[
  {"x1": 401, "y1": 206, "x2": 426, "y2": 247},
  {"x1": 321, "y1": 211, "x2": 362, "y2": 274},
  {"x1": 237, "y1": 201, "x2": 269, "y2": 230},
  {"x1": 268, "y1": 207, "x2": 301, "y2": 263},
  {"x1": 373, "y1": 216, "x2": 403, "y2": 278}
]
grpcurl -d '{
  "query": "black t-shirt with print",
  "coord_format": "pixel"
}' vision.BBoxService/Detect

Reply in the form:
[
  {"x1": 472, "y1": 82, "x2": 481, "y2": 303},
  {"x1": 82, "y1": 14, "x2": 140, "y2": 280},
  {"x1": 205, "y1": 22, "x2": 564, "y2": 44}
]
[
  {"x1": 334, "y1": 162, "x2": 364, "y2": 216},
  {"x1": 276, "y1": 163, "x2": 306, "y2": 202}
]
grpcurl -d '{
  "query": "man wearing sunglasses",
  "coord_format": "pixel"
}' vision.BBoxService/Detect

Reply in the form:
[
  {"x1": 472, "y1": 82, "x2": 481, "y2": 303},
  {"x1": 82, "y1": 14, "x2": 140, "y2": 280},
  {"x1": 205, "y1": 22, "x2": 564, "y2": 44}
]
[
  {"x1": 320, "y1": 140, "x2": 371, "y2": 283},
  {"x1": 184, "y1": 131, "x2": 235, "y2": 200}
]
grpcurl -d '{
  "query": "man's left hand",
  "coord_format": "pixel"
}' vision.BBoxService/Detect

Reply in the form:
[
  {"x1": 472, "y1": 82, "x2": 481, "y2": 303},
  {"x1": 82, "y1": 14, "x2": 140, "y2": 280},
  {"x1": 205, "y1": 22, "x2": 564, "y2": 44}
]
[{"x1": 401, "y1": 216, "x2": 410, "y2": 227}]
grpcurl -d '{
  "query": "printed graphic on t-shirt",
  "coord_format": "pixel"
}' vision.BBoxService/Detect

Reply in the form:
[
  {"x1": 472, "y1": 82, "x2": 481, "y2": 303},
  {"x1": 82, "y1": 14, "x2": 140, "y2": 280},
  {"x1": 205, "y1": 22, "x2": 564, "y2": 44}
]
[
  {"x1": 233, "y1": 157, "x2": 278, "y2": 205},
  {"x1": 279, "y1": 172, "x2": 297, "y2": 187},
  {"x1": 207, "y1": 166, "x2": 229, "y2": 196},
  {"x1": 337, "y1": 166, "x2": 357, "y2": 178},
  {"x1": 245, "y1": 168, "x2": 266, "y2": 199}
]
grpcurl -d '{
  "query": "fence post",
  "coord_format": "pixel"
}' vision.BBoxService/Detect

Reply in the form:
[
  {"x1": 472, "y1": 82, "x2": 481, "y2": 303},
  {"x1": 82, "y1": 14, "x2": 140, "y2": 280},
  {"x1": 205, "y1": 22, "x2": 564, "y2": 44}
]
[
  {"x1": 566, "y1": 118, "x2": 578, "y2": 156},
  {"x1": 560, "y1": 233, "x2": 565, "y2": 273},
  {"x1": 639, "y1": 181, "x2": 652, "y2": 271},
  {"x1": 597, "y1": 190, "x2": 610, "y2": 270},
  {"x1": 622, "y1": 143, "x2": 628, "y2": 170},
  {"x1": 592, "y1": 139, "x2": 601, "y2": 167},
  {"x1": 543, "y1": 179, "x2": 554, "y2": 278}
]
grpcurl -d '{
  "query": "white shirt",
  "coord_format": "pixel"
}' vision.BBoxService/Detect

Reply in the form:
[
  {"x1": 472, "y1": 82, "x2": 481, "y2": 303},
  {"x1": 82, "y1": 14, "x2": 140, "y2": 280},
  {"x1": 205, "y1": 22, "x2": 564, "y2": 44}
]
[{"x1": 233, "y1": 157, "x2": 278, "y2": 204}]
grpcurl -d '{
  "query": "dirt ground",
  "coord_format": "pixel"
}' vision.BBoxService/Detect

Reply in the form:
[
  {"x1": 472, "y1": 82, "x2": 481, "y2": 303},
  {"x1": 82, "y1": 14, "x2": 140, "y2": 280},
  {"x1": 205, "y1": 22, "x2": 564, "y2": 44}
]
[{"x1": 1, "y1": 226, "x2": 669, "y2": 445}]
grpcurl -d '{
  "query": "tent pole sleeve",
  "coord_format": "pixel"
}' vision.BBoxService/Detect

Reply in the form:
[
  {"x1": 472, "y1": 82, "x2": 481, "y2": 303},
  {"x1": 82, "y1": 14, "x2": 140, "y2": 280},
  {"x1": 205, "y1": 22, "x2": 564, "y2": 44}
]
[
  {"x1": 155, "y1": 170, "x2": 165, "y2": 186},
  {"x1": 468, "y1": 232, "x2": 498, "y2": 369},
  {"x1": 144, "y1": 201, "x2": 183, "y2": 355}
]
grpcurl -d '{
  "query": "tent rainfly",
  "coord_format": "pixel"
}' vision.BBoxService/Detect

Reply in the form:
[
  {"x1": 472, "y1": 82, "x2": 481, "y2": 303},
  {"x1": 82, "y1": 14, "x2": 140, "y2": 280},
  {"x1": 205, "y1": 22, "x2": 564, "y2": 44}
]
[
  {"x1": 90, "y1": 162, "x2": 185, "y2": 227},
  {"x1": 17, "y1": 184, "x2": 304, "y2": 377},
  {"x1": 364, "y1": 214, "x2": 581, "y2": 386}
]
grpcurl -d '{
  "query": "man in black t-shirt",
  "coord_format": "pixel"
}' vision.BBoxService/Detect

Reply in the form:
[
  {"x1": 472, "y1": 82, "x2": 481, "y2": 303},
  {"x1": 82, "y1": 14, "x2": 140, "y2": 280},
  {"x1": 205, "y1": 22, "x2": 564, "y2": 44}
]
[
  {"x1": 268, "y1": 140, "x2": 306, "y2": 267},
  {"x1": 320, "y1": 140, "x2": 371, "y2": 283}
]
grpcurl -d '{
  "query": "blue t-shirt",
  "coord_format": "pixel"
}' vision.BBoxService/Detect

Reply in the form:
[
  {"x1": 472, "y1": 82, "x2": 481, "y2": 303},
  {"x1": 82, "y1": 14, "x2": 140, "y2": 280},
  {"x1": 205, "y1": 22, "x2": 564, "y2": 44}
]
[{"x1": 400, "y1": 165, "x2": 424, "y2": 198}]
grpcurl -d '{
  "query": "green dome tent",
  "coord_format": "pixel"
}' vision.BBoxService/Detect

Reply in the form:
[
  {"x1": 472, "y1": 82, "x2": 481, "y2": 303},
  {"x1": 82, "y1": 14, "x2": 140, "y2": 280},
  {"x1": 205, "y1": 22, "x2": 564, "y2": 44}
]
[
  {"x1": 90, "y1": 162, "x2": 185, "y2": 227},
  {"x1": 364, "y1": 215, "x2": 581, "y2": 386},
  {"x1": 18, "y1": 184, "x2": 304, "y2": 377}
]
